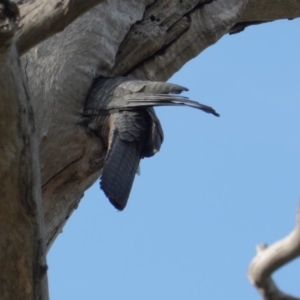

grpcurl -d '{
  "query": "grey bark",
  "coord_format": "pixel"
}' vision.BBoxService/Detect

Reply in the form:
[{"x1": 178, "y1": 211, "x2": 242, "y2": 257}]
[
  {"x1": 248, "y1": 206, "x2": 300, "y2": 300},
  {"x1": 1, "y1": 0, "x2": 300, "y2": 299},
  {"x1": 0, "y1": 1, "x2": 48, "y2": 299},
  {"x1": 25, "y1": 0, "x2": 251, "y2": 252},
  {"x1": 16, "y1": 0, "x2": 107, "y2": 55}
]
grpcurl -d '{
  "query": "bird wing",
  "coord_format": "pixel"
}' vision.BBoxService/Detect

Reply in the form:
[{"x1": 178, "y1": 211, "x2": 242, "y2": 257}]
[
  {"x1": 100, "y1": 111, "x2": 149, "y2": 210},
  {"x1": 100, "y1": 132, "x2": 141, "y2": 211}
]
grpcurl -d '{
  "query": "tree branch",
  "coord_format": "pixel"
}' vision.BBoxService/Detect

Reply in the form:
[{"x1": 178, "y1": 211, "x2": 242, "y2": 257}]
[
  {"x1": 231, "y1": 0, "x2": 300, "y2": 33},
  {"x1": 248, "y1": 205, "x2": 300, "y2": 300},
  {"x1": 129, "y1": 0, "x2": 249, "y2": 81},
  {"x1": 0, "y1": 1, "x2": 48, "y2": 298},
  {"x1": 16, "y1": 0, "x2": 106, "y2": 55},
  {"x1": 22, "y1": 0, "x2": 300, "y2": 250},
  {"x1": 23, "y1": 0, "x2": 249, "y2": 250},
  {"x1": 239, "y1": 0, "x2": 300, "y2": 22}
]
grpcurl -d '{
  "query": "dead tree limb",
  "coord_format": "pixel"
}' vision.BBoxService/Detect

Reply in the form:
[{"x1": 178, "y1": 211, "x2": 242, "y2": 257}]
[
  {"x1": 21, "y1": 0, "x2": 300, "y2": 251},
  {"x1": 248, "y1": 206, "x2": 300, "y2": 300},
  {"x1": 22, "y1": 0, "x2": 249, "y2": 250}
]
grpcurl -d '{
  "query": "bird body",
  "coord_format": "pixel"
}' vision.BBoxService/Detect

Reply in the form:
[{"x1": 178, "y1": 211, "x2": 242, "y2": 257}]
[{"x1": 84, "y1": 77, "x2": 219, "y2": 210}]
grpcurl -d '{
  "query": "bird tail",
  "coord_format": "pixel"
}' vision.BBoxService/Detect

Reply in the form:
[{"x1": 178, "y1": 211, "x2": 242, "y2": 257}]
[
  {"x1": 122, "y1": 94, "x2": 220, "y2": 117},
  {"x1": 100, "y1": 134, "x2": 141, "y2": 211},
  {"x1": 84, "y1": 78, "x2": 220, "y2": 117}
]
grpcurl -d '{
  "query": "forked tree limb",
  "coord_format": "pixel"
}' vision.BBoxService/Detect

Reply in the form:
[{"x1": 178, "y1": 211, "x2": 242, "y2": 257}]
[
  {"x1": 248, "y1": 206, "x2": 300, "y2": 300},
  {"x1": 14, "y1": 0, "x2": 300, "y2": 251},
  {"x1": 22, "y1": 0, "x2": 300, "y2": 250},
  {"x1": 22, "y1": 0, "x2": 249, "y2": 250}
]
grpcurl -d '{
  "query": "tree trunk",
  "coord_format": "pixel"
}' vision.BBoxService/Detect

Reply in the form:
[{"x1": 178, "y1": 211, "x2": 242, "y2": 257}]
[{"x1": 0, "y1": 3, "x2": 48, "y2": 298}]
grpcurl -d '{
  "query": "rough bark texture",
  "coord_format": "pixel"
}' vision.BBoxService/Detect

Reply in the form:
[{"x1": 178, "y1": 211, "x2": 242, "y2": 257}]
[
  {"x1": 16, "y1": 0, "x2": 106, "y2": 55},
  {"x1": 24, "y1": 0, "x2": 153, "y2": 250},
  {"x1": 24, "y1": 0, "x2": 251, "y2": 252},
  {"x1": 0, "y1": 1, "x2": 48, "y2": 299},
  {"x1": 231, "y1": 0, "x2": 300, "y2": 33},
  {"x1": 19, "y1": 0, "x2": 300, "y2": 252},
  {"x1": 239, "y1": 0, "x2": 300, "y2": 22}
]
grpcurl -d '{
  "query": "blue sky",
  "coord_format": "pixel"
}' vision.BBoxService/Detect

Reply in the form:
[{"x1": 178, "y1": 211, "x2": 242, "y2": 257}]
[{"x1": 48, "y1": 19, "x2": 300, "y2": 300}]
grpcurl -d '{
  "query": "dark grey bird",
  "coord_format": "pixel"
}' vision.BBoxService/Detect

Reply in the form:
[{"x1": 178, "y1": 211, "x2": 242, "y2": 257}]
[{"x1": 84, "y1": 77, "x2": 219, "y2": 211}]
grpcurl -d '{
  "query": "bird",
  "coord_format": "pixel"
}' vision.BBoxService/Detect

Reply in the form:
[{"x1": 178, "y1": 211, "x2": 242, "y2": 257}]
[{"x1": 83, "y1": 76, "x2": 219, "y2": 211}]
